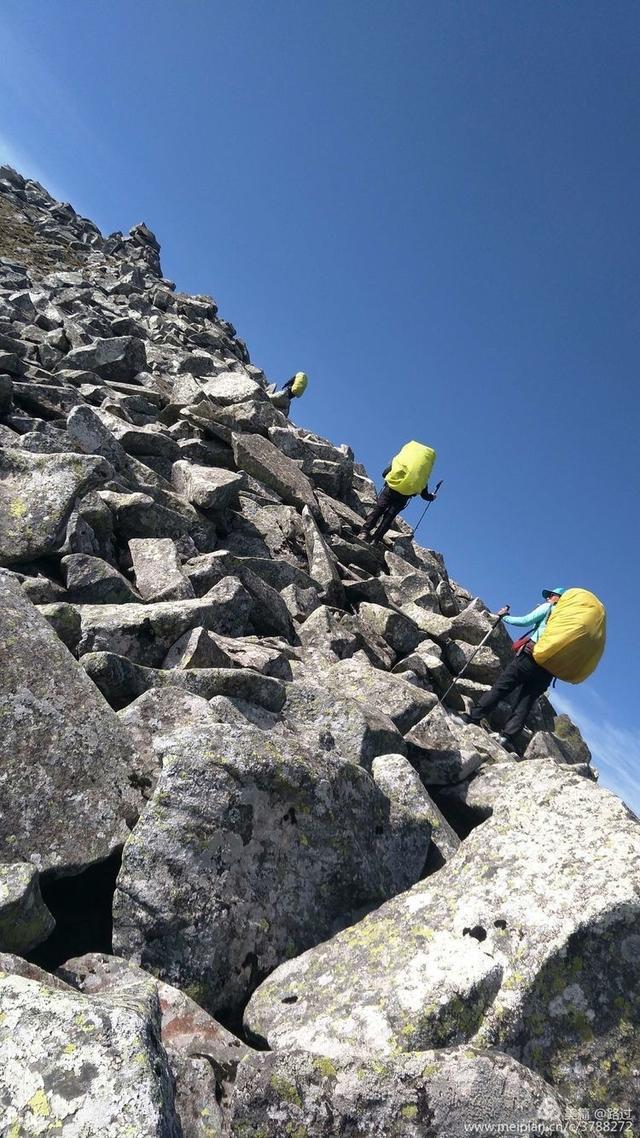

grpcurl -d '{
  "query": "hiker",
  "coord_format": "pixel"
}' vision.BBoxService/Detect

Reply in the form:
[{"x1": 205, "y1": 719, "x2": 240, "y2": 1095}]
[
  {"x1": 361, "y1": 441, "x2": 436, "y2": 543},
  {"x1": 267, "y1": 371, "x2": 308, "y2": 416},
  {"x1": 460, "y1": 588, "x2": 566, "y2": 752}
]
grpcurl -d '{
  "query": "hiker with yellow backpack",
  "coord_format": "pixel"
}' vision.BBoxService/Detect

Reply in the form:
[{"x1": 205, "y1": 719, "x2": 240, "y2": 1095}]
[
  {"x1": 460, "y1": 587, "x2": 606, "y2": 753},
  {"x1": 268, "y1": 371, "x2": 308, "y2": 416},
  {"x1": 361, "y1": 440, "x2": 439, "y2": 543}
]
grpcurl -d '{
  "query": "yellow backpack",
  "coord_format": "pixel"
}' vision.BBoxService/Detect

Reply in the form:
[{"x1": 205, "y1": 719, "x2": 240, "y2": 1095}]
[
  {"x1": 533, "y1": 588, "x2": 606, "y2": 683},
  {"x1": 384, "y1": 441, "x2": 436, "y2": 497},
  {"x1": 291, "y1": 372, "x2": 308, "y2": 397}
]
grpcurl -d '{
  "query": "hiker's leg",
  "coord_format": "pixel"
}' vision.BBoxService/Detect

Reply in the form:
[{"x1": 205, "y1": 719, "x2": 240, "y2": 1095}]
[
  {"x1": 502, "y1": 656, "x2": 552, "y2": 738},
  {"x1": 370, "y1": 489, "x2": 407, "y2": 539},
  {"x1": 362, "y1": 486, "x2": 396, "y2": 535},
  {"x1": 469, "y1": 655, "x2": 529, "y2": 724},
  {"x1": 371, "y1": 505, "x2": 400, "y2": 542}
]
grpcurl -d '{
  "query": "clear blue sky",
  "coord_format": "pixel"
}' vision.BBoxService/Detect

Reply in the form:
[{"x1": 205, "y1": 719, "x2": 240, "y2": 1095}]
[{"x1": 2, "y1": 1, "x2": 639, "y2": 808}]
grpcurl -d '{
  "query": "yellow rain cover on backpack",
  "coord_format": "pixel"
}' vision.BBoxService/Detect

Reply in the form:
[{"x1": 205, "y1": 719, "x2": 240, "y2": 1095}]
[
  {"x1": 385, "y1": 441, "x2": 436, "y2": 496},
  {"x1": 533, "y1": 588, "x2": 606, "y2": 683},
  {"x1": 291, "y1": 372, "x2": 308, "y2": 397}
]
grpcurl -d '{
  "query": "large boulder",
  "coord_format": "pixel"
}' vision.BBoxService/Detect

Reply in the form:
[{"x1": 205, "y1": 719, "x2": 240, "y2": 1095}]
[
  {"x1": 129, "y1": 537, "x2": 195, "y2": 602},
  {"x1": 404, "y1": 704, "x2": 505, "y2": 786},
  {"x1": 70, "y1": 579, "x2": 252, "y2": 665},
  {"x1": 0, "y1": 448, "x2": 111, "y2": 564},
  {"x1": 283, "y1": 680, "x2": 406, "y2": 770},
  {"x1": 0, "y1": 574, "x2": 144, "y2": 872},
  {"x1": 245, "y1": 761, "x2": 640, "y2": 1110},
  {"x1": 232, "y1": 432, "x2": 318, "y2": 513},
  {"x1": 0, "y1": 971, "x2": 180, "y2": 1136},
  {"x1": 171, "y1": 461, "x2": 244, "y2": 511},
  {"x1": 113, "y1": 717, "x2": 425, "y2": 1016},
  {"x1": 61, "y1": 552, "x2": 140, "y2": 604},
  {"x1": 59, "y1": 951, "x2": 250, "y2": 1134},
  {"x1": 229, "y1": 1047, "x2": 570, "y2": 1138},
  {"x1": 60, "y1": 335, "x2": 147, "y2": 381},
  {"x1": 325, "y1": 655, "x2": 437, "y2": 733},
  {"x1": 372, "y1": 753, "x2": 460, "y2": 865}
]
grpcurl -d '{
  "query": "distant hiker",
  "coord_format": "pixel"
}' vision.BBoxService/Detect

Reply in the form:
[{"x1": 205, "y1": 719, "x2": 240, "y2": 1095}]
[
  {"x1": 268, "y1": 371, "x2": 308, "y2": 416},
  {"x1": 461, "y1": 586, "x2": 606, "y2": 753},
  {"x1": 361, "y1": 440, "x2": 436, "y2": 543}
]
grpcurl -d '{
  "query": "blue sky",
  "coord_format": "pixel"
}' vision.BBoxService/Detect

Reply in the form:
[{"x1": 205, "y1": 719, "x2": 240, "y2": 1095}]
[{"x1": 1, "y1": 1, "x2": 639, "y2": 808}]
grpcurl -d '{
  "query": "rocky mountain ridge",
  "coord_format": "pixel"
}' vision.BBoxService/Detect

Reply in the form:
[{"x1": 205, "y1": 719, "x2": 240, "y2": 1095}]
[{"x1": 0, "y1": 165, "x2": 637, "y2": 1136}]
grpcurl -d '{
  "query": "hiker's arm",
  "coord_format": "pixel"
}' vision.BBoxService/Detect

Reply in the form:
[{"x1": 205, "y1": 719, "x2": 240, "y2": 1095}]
[
  {"x1": 419, "y1": 486, "x2": 435, "y2": 501},
  {"x1": 382, "y1": 465, "x2": 391, "y2": 478},
  {"x1": 503, "y1": 603, "x2": 550, "y2": 628}
]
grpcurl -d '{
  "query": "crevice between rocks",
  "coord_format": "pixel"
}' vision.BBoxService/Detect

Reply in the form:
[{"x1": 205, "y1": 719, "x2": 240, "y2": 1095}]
[
  {"x1": 430, "y1": 787, "x2": 493, "y2": 840},
  {"x1": 26, "y1": 847, "x2": 123, "y2": 971}
]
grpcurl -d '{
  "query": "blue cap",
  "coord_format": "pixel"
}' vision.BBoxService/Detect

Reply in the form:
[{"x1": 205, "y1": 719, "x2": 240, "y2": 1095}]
[{"x1": 542, "y1": 587, "x2": 566, "y2": 599}]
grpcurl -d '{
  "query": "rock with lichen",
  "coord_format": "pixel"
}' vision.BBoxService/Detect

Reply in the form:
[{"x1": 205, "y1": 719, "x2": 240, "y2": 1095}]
[
  {"x1": 245, "y1": 761, "x2": 640, "y2": 1111},
  {"x1": 228, "y1": 1046, "x2": 571, "y2": 1137}
]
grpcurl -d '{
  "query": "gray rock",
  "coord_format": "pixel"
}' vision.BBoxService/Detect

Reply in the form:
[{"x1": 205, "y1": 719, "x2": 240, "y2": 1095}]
[
  {"x1": 163, "y1": 628, "x2": 294, "y2": 679},
  {"x1": 283, "y1": 678, "x2": 403, "y2": 769},
  {"x1": 283, "y1": 681, "x2": 406, "y2": 770},
  {"x1": 280, "y1": 582, "x2": 320, "y2": 622},
  {"x1": 98, "y1": 487, "x2": 216, "y2": 549},
  {"x1": 444, "y1": 638, "x2": 503, "y2": 685},
  {"x1": 400, "y1": 602, "x2": 453, "y2": 641},
  {"x1": 0, "y1": 574, "x2": 143, "y2": 872},
  {"x1": 0, "y1": 372, "x2": 13, "y2": 413},
  {"x1": 58, "y1": 951, "x2": 249, "y2": 1088},
  {"x1": 0, "y1": 447, "x2": 111, "y2": 565},
  {"x1": 449, "y1": 599, "x2": 496, "y2": 643},
  {"x1": 162, "y1": 626, "x2": 233, "y2": 669},
  {"x1": 358, "y1": 601, "x2": 422, "y2": 656},
  {"x1": 405, "y1": 705, "x2": 493, "y2": 785},
  {"x1": 229, "y1": 1047, "x2": 570, "y2": 1138},
  {"x1": 523, "y1": 730, "x2": 588, "y2": 766},
  {"x1": 370, "y1": 753, "x2": 433, "y2": 888},
  {"x1": 298, "y1": 604, "x2": 359, "y2": 663},
  {"x1": 74, "y1": 579, "x2": 251, "y2": 665},
  {"x1": 0, "y1": 862, "x2": 54, "y2": 954},
  {"x1": 436, "y1": 577, "x2": 459, "y2": 615},
  {"x1": 372, "y1": 753, "x2": 460, "y2": 865},
  {"x1": 185, "y1": 552, "x2": 296, "y2": 640},
  {"x1": 129, "y1": 537, "x2": 195, "y2": 602},
  {"x1": 60, "y1": 335, "x2": 146, "y2": 381},
  {"x1": 83, "y1": 651, "x2": 286, "y2": 712},
  {"x1": 232, "y1": 431, "x2": 318, "y2": 513},
  {"x1": 171, "y1": 460, "x2": 244, "y2": 511},
  {"x1": 113, "y1": 719, "x2": 425, "y2": 1015},
  {"x1": 301, "y1": 505, "x2": 344, "y2": 604},
  {"x1": 202, "y1": 371, "x2": 262, "y2": 404},
  {"x1": 67, "y1": 403, "x2": 166, "y2": 488},
  {"x1": 0, "y1": 972, "x2": 180, "y2": 1136},
  {"x1": 325, "y1": 655, "x2": 438, "y2": 733},
  {"x1": 245, "y1": 760, "x2": 640, "y2": 1111},
  {"x1": 184, "y1": 397, "x2": 280, "y2": 441},
  {"x1": 61, "y1": 552, "x2": 140, "y2": 603},
  {"x1": 117, "y1": 688, "x2": 212, "y2": 793},
  {"x1": 551, "y1": 713, "x2": 592, "y2": 765}
]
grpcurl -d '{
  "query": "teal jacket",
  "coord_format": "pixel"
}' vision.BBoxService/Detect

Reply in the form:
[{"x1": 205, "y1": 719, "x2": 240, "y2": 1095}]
[{"x1": 504, "y1": 602, "x2": 553, "y2": 644}]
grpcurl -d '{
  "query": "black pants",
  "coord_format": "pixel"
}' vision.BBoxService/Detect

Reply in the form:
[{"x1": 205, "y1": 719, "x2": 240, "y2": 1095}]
[
  {"x1": 469, "y1": 651, "x2": 553, "y2": 739},
  {"x1": 362, "y1": 486, "x2": 409, "y2": 540}
]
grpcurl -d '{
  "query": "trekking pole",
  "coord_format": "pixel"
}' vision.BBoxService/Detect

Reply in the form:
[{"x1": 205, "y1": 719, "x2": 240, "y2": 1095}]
[
  {"x1": 412, "y1": 480, "x2": 443, "y2": 539},
  {"x1": 436, "y1": 607, "x2": 509, "y2": 712}
]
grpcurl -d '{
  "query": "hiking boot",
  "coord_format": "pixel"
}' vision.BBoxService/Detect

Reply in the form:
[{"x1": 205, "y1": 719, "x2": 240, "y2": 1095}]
[{"x1": 496, "y1": 734, "x2": 517, "y2": 754}]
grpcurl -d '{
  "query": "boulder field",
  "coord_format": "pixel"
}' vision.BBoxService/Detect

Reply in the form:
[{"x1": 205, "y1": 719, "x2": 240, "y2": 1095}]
[{"x1": 0, "y1": 164, "x2": 634, "y2": 1135}]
